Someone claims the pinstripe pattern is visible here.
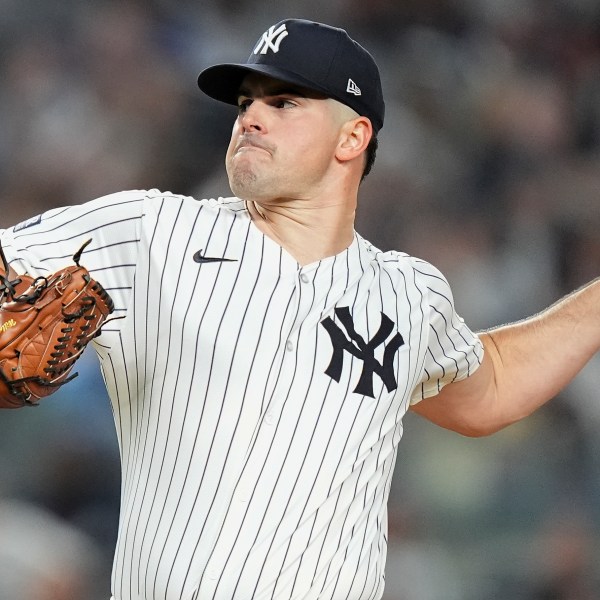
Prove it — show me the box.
[1,189,483,600]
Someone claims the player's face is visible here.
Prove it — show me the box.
[226,73,347,202]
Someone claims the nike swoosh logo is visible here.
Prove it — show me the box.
[193,250,237,264]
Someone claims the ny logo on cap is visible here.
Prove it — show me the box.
[254,24,289,55]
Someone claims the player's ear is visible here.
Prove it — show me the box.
[336,117,373,164]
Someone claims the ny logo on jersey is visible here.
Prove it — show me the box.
[321,307,404,398]
[254,24,289,55]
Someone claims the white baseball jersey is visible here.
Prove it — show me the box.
[0,189,483,600]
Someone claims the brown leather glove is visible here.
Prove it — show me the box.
[0,239,115,408]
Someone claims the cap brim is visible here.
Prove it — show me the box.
[197,63,339,107]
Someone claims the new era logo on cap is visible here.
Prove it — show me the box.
[346,79,361,96]
[197,19,385,132]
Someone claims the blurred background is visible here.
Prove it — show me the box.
[0,0,600,598]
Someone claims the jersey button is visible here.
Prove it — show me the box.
[285,340,294,351]
[264,412,276,425]
[300,273,309,283]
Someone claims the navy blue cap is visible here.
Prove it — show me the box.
[197,19,385,132]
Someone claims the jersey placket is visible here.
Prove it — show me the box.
[200,263,322,597]
[265,263,321,423]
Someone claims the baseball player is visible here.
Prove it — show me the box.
[1,18,599,600]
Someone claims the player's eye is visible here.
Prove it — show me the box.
[237,98,252,113]
[274,98,296,109]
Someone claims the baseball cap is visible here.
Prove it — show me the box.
[197,18,385,132]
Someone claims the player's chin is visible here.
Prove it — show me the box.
[228,167,262,199]
[229,151,271,175]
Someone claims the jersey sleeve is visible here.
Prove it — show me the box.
[409,259,484,405]
[0,189,150,320]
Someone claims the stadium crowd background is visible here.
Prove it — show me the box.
[1,0,600,598]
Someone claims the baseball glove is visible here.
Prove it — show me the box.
[0,239,115,408]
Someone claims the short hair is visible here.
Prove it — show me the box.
[361,134,378,182]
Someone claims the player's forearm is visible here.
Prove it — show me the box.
[482,277,600,427]
[412,277,600,436]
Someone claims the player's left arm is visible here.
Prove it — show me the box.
[411,277,600,437]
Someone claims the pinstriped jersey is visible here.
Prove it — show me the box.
[0,189,483,600]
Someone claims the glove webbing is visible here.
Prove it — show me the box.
[0,241,26,300]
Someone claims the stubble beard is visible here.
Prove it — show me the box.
[229,167,257,199]
[228,159,277,201]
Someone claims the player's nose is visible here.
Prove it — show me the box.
[239,101,267,133]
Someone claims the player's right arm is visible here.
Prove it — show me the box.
[0,189,150,315]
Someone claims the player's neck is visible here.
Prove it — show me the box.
[246,197,356,266]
